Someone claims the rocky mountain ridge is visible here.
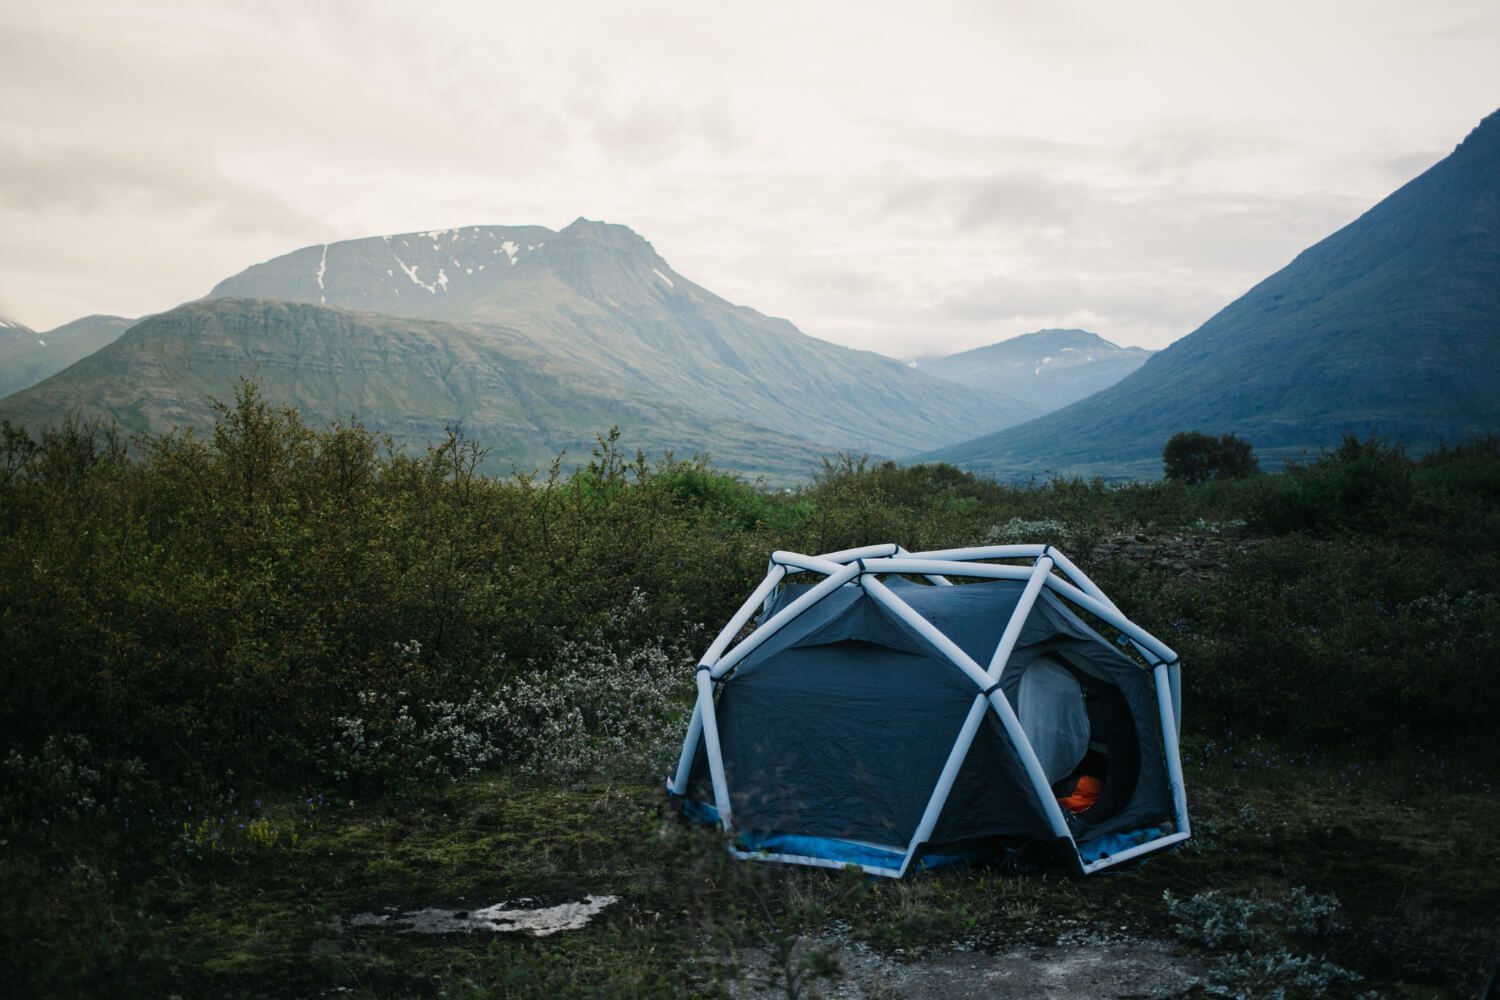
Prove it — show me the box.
[925,108,1500,479]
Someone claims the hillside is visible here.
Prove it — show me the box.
[0,314,135,400]
[916,329,1152,411]
[207,218,1038,458]
[0,298,835,479]
[926,108,1500,479]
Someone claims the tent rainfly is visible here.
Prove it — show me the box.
[669,543,1189,876]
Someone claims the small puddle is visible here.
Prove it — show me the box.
[336,894,619,937]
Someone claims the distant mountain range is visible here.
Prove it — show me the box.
[0,314,134,399]
[0,219,1038,480]
[927,108,1500,479]
[10,109,1495,483]
[916,329,1153,410]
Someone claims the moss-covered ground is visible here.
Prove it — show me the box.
[7,749,1496,997]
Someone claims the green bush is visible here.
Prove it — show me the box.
[1247,435,1461,536]
[1163,431,1260,485]
[3,385,1499,837]
[0,386,777,813]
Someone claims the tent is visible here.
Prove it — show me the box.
[668,543,1189,876]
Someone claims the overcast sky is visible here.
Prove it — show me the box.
[2,0,1497,357]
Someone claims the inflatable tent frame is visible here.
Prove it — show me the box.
[668,542,1189,876]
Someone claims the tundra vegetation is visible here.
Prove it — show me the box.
[2,381,1497,997]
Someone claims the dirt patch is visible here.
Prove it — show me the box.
[732,931,1206,998]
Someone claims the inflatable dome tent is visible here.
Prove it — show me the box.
[669,543,1189,876]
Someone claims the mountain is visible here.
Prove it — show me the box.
[0,315,36,342]
[0,315,135,400]
[0,299,833,478]
[207,219,1037,457]
[2,220,1037,479]
[925,108,1500,480]
[916,329,1153,411]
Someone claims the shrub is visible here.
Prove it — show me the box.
[1165,887,1360,998]
[1163,431,1260,485]
[315,594,699,791]
[1249,435,1414,535]
[3,379,1498,838]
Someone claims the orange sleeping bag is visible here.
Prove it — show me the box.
[1058,775,1102,814]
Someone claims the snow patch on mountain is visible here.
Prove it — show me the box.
[653,268,675,288]
[392,251,438,294]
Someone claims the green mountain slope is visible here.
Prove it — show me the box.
[917,329,1153,411]
[926,108,1500,480]
[209,218,1038,456]
[0,314,135,400]
[0,299,833,479]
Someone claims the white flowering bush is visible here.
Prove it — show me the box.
[983,517,1073,545]
[318,591,698,790]
[486,612,697,780]
[1166,885,1343,951]
[1205,949,1362,999]
[1,734,149,843]
[1166,887,1359,998]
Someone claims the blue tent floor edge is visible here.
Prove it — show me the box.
[677,795,1182,875]
[680,797,984,873]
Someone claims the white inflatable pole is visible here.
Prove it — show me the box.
[986,554,1055,678]
[908,544,1047,561]
[859,557,1034,583]
[1168,662,1182,735]
[898,554,1061,873]
[1153,662,1190,838]
[671,563,788,794]
[695,667,733,827]
[806,542,901,564]
[1080,830,1191,873]
[710,561,859,679]
[862,571,1074,846]
[899,694,989,875]
[895,545,954,586]
[859,576,988,687]
[1042,575,1179,665]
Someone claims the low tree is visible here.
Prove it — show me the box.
[1214,433,1260,480]
[1163,431,1259,484]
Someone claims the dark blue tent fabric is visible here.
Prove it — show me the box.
[688,575,1172,861]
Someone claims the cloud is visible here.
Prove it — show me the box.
[0,140,319,236]
[1119,118,1291,178]
[1,0,1496,348]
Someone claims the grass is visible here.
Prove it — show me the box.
[4,407,1500,996]
[7,750,1497,997]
